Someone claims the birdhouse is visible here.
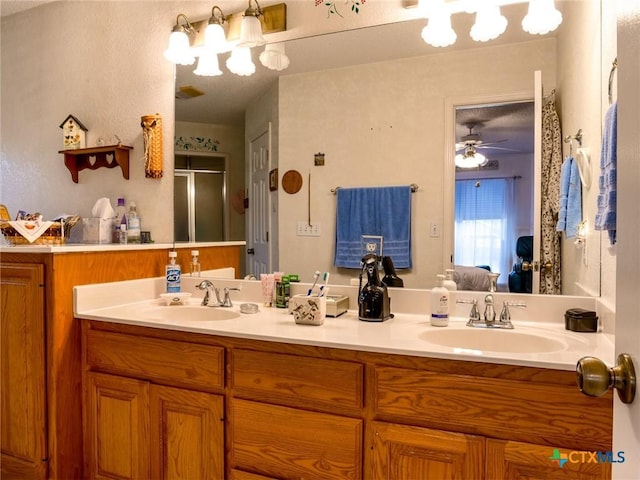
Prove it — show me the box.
[59,114,88,150]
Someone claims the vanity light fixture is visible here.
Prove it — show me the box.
[259,43,290,71]
[227,46,256,76]
[522,0,563,35]
[238,0,267,48]
[194,52,223,76]
[420,0,457,48]
[470,1,508,42]
[455,148,488,169]
[204,6,232,54]
[164,14,196,65]
[417,0,562,48]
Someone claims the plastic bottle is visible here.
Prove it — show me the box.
[126,202,141,243]
[112,197,127,243]
[166,251,181,293]
[430,274,449,327]
[189,250,201,277]
[118,223,128,245]
[443,269,457,291]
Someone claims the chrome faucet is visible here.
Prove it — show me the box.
[198,281,240,307]
[458,295,523,329]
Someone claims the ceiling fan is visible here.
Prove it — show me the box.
[455,123,508,152]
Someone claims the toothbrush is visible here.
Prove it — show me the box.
[317,272,330,297]
[307,270,321,296]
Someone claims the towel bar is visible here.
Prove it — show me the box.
[331,183,419,194]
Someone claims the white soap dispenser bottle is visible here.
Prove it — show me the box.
[430,274,449,327]
[443,269,457,291]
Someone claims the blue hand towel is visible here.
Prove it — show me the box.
[334,186,412,269]
[557,156,582,238]
[595,102,617,245]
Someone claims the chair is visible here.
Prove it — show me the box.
[508,236,533,293]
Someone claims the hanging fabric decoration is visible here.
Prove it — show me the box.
[141,114,163,178]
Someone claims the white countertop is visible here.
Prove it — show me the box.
[74,276,615,371]
[0,241,245,254]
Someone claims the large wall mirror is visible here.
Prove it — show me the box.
[174,1,608,297]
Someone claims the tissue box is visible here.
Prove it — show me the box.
[82,218,114,244]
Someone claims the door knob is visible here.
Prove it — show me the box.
[576,354,636,404]
[521,261,535,271]
[247,248,255,255]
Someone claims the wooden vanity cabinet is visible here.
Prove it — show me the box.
[0,245,240,480]
[80,320,612,480]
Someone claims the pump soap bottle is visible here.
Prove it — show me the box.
[430,274,450,327]
[443,269,457,291]
[166,251,181,293]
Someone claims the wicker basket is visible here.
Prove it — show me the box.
[1,216,80,245]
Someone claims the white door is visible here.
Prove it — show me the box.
[611,2,640,477]
[247,127,271,275]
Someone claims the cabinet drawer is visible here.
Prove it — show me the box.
[85,329,224,391]
[373,366,612,451]
[231,349,363,413]
[231,399,363,480]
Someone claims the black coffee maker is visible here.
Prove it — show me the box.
[358,254,393,322]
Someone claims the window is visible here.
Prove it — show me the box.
[454,178,516,282]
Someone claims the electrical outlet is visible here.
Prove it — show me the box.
[430,222,440,237]
[297,221,321,236]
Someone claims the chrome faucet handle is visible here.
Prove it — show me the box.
[456,298,480,324]
[499,301,526,325]
[483,294,496,323]
[221,287,241,307]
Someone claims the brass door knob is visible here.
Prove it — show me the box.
[576,354,636,404]
[521,261,533,271]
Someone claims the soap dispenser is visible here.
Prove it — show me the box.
[430,274,449,327]
[358,254,392,322]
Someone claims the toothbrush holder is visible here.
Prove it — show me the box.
[290,295,326,326]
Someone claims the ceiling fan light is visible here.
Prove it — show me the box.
[194,53,223,77]
[455,150,488,169]
[470,4,508,42]
[259,43,290,71]
[226,46,256,76]
[522,0,562,35]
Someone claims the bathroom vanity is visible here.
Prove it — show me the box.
[0,243,242,480]
[74,276,614,480]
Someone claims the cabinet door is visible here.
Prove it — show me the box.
[84,372,150,480]
[486,439,611,480]
[150,385,224,480]
[367,421,484,480]
[0,263,47,479]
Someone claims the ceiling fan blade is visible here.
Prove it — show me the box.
[476,145,522,152]
[476,139,508,147]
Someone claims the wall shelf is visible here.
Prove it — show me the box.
[59,145,132,183]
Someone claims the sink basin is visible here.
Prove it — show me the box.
[419,328,567,354]
[146,305,240,322]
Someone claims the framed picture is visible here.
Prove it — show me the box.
[269,168,278,191]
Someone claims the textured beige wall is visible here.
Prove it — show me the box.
[1,1,178,242]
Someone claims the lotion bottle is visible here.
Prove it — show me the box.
[166,251,181,293]
[430,274,449,327]
[443,269,457,291]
